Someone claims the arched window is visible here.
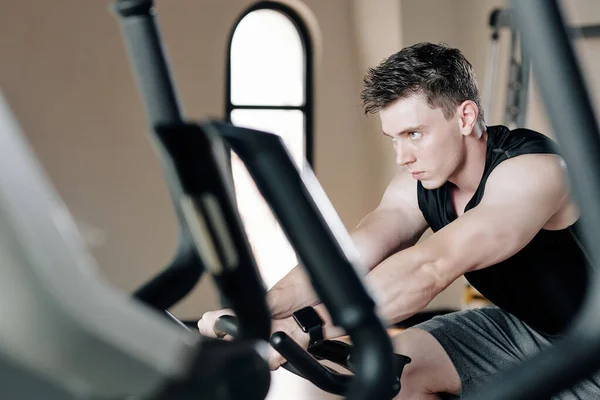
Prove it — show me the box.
[226,1,313,289]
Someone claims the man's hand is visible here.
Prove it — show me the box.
[197,310,310,371]
[267,316,310,370]
[197,309,235,339]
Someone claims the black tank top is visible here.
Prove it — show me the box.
[417,125,590,336]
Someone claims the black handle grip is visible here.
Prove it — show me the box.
[309,339,407,395]
[213,316,306,378]
[213,315,240,338]
[213,316,407,397]
[309,340,353,367]
[214,316,350,395]
[270,332,352,395]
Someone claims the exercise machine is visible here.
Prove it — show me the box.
[115,0,399,399]
[213,314,410,397]
[465,1,600,398]
[482,8,530,129]
[483,7,600,130]
[0,90,271,400]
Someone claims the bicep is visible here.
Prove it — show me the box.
[478,154,569,257]
[352,171,428,272]
[432,154,570,281]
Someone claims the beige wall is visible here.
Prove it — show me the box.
[350,0,403,191]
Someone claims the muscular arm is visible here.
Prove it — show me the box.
[267,170,428,322]
[352,171,429,271]
[367,154,573,325]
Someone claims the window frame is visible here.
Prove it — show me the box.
[225,0,314,166]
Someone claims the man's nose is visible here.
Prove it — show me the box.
[395,141,415,166]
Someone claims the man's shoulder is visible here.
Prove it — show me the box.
[474,126,567,212]
[381,170,420,210]
[488,124,549,136]
[491,125,556,145]
[487,125,560,162]
[484,153,568,205]
[509,126,555,142]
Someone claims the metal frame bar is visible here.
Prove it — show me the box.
[572,24,600,39]
[210,120,396,400]
[113,0,203,310]
[465,1,600,397]
[483,8,530,128]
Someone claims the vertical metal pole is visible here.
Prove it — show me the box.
[113,0,183,125]
[465,1,600,398]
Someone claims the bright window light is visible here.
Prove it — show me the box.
[230,9,304,106]
[229,9,307,289]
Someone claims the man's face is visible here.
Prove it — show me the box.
[379,94,464,189]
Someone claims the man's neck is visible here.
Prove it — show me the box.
[449,129,488,193]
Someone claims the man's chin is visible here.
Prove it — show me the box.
[420,179,443,190]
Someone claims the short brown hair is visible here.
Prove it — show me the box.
[361,42,485,130]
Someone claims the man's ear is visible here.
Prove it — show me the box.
[457,100,479,136]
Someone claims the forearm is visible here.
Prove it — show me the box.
[267,265,320,319]
[352,209,425,273]
[285,246,444,341]
[311,248,443,341]
[365,244,448,325]
[268,278,345,340]
[266,210,426,324]
[297,246,443,341]
[266,223,390,319]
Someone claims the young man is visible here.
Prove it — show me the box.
[199,42,597,398]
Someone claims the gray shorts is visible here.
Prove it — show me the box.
[413,306,600,399]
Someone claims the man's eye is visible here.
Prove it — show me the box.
[409,132,422,140]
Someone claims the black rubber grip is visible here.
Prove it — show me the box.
[214,315,240,338]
